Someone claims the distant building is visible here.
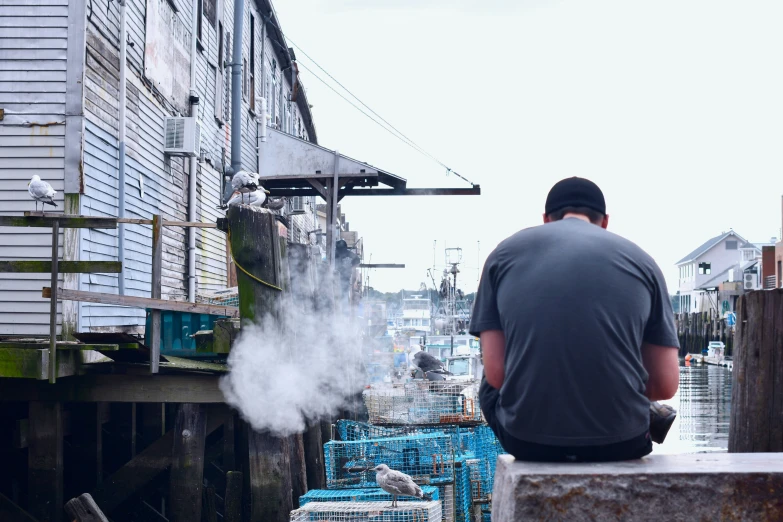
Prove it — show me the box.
[675,231,775,314]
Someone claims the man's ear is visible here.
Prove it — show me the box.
[600,214,609,229]
[543,213,551,224]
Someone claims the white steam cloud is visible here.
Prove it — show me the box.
[219,306,368,437]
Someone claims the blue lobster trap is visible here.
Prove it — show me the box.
[299,486,439,506]
[336,420,478,457]
[324,433,455,490]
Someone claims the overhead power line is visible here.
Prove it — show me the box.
[261,13,475,187]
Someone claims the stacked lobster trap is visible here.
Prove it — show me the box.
[289,378,505,522]
[362,380,483,426]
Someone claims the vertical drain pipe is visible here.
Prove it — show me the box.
[117,0,128,294]
[229,0,245,182]
[187,0,199,302]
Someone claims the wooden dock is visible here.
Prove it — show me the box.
[0,208,329,522]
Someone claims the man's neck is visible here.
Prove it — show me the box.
[562,213,591,223]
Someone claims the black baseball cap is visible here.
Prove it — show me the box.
[545,177,606,216]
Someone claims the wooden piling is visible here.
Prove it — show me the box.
[168,404,208,521]
[224,471,243,522]
[228,206,295,521]
[28,401,63,522]
[64,493,108,522]
[289,433,307,508]
[303,423,326,490]
[729,290,783,452]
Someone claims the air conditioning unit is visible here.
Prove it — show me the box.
[163,116,201,157]
[744,273,754,290]
[289,196,306,215]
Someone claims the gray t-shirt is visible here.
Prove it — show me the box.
[470,218,679,446]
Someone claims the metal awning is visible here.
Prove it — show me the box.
[256,126,480,263]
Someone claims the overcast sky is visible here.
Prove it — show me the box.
[274,0,783,295]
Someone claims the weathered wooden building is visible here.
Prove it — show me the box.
[0,0,319,336]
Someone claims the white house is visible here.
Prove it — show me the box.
[675,230,768,314]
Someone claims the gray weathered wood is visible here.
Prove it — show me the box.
[49,220,59,383]
[0,373,225,403]
[91,406,227,513]
[0,341,118,351]
[169,404,208,521]
[150,214,162,374]
[224,471,243,522]
[0,261,122,273]
[245,429,292,522]
[303,423,326,490]
[0,214,117,229]
[0,492,37,522]
[202,486,217,522]
[42,287,239,317]
[289,433,307,509]
[28,401,63,522]
[64,493,109,522]
[730,290,783,452]
[118,218,218,228]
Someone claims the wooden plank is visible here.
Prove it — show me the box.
[224,471,243,522]
[290,433,307,509]
[118,217,218,228]
[357,263,405,268]
[28,401,63,522]
[0,214,118,228]
[49,220,58,383]
[64,493,109,522]
[150,214,162,374]
[303,423,326,490]
[0,347,80,380]
[202,486,218,522]
[0,492,37,522]
[42,287,239,317]
[0,260,122,273]
[0,342,119,351]
[245,429,292,522]
[0,372,226,403]
[169,404,208,521]
[90,405,227,514]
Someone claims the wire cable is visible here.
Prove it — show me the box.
[261,13,475,186]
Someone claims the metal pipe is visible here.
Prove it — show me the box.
[117,0,127,295]
[230,0,245,177]
[187,0,199,303]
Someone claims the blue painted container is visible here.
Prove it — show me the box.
[144,310,227,358]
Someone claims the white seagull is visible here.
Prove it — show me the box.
[28,175,57,212]
[226,189,267,207]
[373,464,432,508]
[231,171,260,203]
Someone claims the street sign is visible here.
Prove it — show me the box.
[726,312,736,327]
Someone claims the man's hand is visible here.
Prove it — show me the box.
[480,330,506,389]
[642,342,680,400]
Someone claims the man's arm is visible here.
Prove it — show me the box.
[642,342,679,400]
[481,330,506,389]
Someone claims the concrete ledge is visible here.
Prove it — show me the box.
[492,453,783,521]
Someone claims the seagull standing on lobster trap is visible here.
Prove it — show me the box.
[373,464,432,508]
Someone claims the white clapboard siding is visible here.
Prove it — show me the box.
[0,2,67,335]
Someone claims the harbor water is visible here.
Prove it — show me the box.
[655,361,732,454]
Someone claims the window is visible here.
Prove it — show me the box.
[214,22,225,123]
[698,262,711,275]
[242,58,248,100]
[196,0,204,44]
[249,14,255,111]
[726,240,738,250]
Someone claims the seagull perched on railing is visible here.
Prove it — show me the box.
[28,175,57,212]
[373,464,432,508]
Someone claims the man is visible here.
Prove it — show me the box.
[470,177,679,462]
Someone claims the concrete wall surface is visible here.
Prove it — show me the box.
[492,453,783,522]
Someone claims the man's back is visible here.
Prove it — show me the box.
[471,217,675,446]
